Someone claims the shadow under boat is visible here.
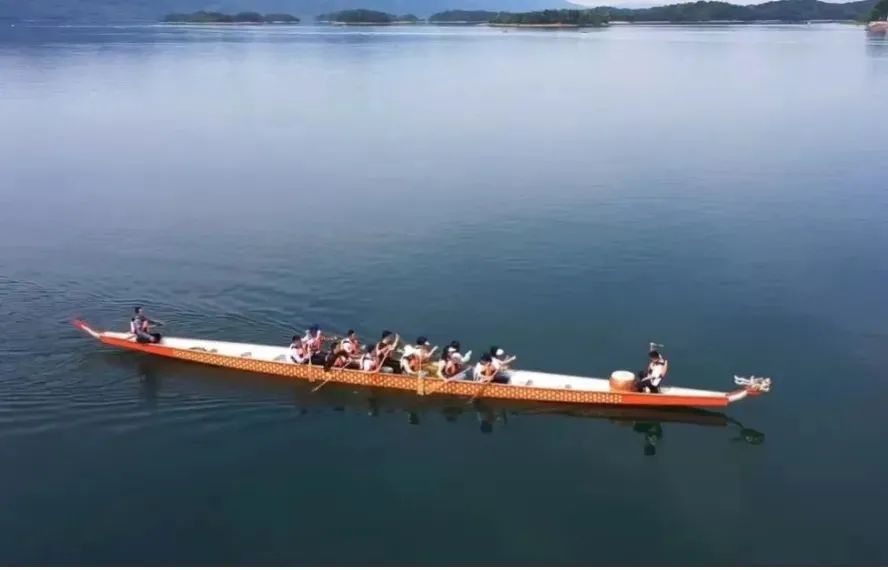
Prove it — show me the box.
[116,356,765,452]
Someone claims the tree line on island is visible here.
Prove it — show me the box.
[163,11,299,24]
[162,0,881,27]
[431,0,878,24]
[316,9,419,23]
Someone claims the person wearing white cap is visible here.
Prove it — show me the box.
[488,345,516,372]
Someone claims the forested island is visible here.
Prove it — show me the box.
[316,9,419,24]
[488,9,607,26]
[430,0,878,24]
[162,11,299,24]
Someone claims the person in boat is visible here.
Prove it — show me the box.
[472,353,498,382]
[130,306,162,344]
[323,330,366,371]
[288,337,310,364]
[489,346,516,376]
[340,330,362,359]
[374,330,400,372]
[401,336,437,375]
[437,351,465,379]
[637,350,669,394]
[359,345,377,371]
[443,340,472,365]
[302,324,327,364]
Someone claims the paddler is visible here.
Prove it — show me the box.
[489,346,516,372]
[436,351,464,379]
[288,337,310,364]
[401,336,437,375]
[359,345,377,371]
[637,350,669,394]
[443,340,472,365]
[302,324,326,364]
[340,329,362,358]
[472,353,497,382]
[130,306,162,344]
[374,330,401,372]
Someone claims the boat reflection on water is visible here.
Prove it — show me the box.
[126,358,765,455]
[515,403,765,455]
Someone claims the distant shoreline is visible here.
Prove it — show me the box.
[162,21,299,25]
[318,20,418,25]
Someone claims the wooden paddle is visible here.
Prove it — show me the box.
[423,365,469,397]
[310,374,333,393]
[468,357,516,404]
[468,373,497,404]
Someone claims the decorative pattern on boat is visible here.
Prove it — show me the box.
[92,331,733,407]
[169,347,626,404]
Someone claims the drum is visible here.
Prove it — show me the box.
[609,370,637,392]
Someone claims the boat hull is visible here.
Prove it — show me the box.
[75,321,755,408]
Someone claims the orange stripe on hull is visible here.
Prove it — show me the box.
[96,335,730,408]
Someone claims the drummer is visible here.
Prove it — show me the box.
[637,350,669,393]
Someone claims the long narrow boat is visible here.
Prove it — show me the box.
[74,320,771,409]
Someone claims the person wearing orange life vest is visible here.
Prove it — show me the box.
[340,330,362,358]
[472,353,498,382]
[436,351,464,379]
[401,336,437,375]
[130,306,162,344]
[288,337,310,364]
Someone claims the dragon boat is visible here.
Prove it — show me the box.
[74,320,771,408]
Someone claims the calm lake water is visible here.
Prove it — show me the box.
[1,22,887,564]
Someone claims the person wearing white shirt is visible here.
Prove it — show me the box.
[637,350,669,393]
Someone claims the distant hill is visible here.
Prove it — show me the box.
[0,0,574,22]
[430,0,878,23]
[871,0,888,19]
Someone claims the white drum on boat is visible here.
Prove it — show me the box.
[609,370,637,392]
